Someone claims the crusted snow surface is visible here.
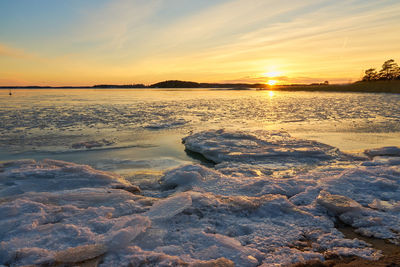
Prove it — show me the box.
[149,165,383,266]
[1,137,400,266]
[0,159,135,197]
[364,146,400,158]
[0,160,150,266]
[317,164,400,243]
[182,129,352,166]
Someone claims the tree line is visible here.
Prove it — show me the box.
[362,59,400,81]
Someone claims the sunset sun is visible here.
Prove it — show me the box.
[263,69,282,86]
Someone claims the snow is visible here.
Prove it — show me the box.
[182,129,353,167]
[365,146,400,158]
[0,160,150,266]
[316,191,362,215]
[1,132,400,266]
[145,192,192,220]
[0,159,133,197]
[54,244,107,263]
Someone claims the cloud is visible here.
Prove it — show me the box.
[1,0,400,85]
[0,43,35,59]
[74,0,163,49]
[221,75,334,84]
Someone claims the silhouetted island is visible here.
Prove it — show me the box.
[148,80,264,89]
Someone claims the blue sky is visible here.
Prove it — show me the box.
[1,0,400,85]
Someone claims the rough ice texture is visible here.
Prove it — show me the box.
[0,159,136,197]
[0,160,149,266]
[364,146,400,158]
[2,91,400,153]
[182,129,352,166]
[1,133,400,266]
[71,139,115,149]
[143,118,189,130]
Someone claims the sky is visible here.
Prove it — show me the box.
[1,0,400,86]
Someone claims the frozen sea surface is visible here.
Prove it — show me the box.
[1,89,400,173]
[1,130,400,266]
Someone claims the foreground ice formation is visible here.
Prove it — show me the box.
[182,129,354,168]
[364,146,400,159]
[1,130,400,266]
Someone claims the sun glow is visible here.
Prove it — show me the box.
[264,68,282,86]
[263,71,281,78]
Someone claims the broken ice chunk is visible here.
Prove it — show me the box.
[102,216,151,250]
[55,244,107,264]
[364,146,400,158]
[146,192,192,220]
[368,199,400,212]
[317,191,362,215]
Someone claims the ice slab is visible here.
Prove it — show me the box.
[0,159,135,198]
[54,244,107,264]
[365,146,400,158]
[182,129,353,169]
[320,165,400,207]
[159,163,317,198]
[145,192,192,220]
[314,164,400,244]
[317,191,362,215]
[361,156,400,166]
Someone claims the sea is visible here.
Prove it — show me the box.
[1,89,400,173]
[0,88,399,266]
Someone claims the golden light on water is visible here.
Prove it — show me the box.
[268,91,275,97]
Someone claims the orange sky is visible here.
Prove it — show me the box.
[1,0,400,86]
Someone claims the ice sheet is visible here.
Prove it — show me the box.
[182,129,353,166]
[1,131,400,266]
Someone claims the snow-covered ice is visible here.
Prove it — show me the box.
[182,129,353,166]
[364,146,400,158]
[1,130,400,266]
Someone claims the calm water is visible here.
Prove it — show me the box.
[1,88,400,174]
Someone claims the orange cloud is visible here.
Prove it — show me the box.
[0,44,34,59]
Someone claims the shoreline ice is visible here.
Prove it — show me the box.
[1,130,399,266]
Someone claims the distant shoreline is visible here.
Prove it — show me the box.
[274,80,400,94]
[1,80,399,93]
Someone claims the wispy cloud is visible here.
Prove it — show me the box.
[76,0,163,48]
[136,0,400,83]
[0,43,35,60]
[1,0,400,85]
